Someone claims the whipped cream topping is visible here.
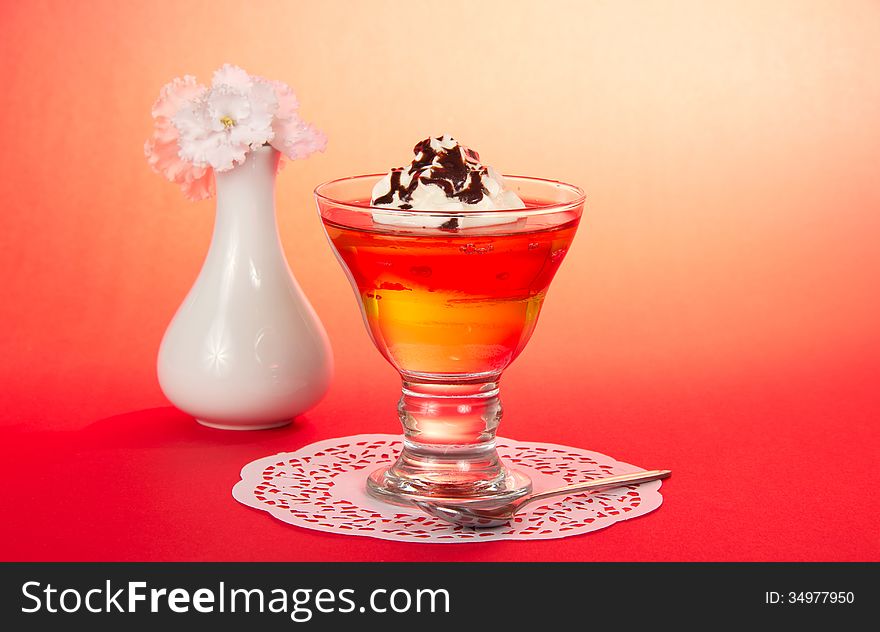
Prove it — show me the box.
[370,135,524,229]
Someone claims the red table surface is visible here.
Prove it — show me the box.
[0,328,877,561]
[1,1,879,562]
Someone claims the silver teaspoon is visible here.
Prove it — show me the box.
[413,469,671,528]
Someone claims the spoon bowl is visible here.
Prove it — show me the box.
[413,469,671,528]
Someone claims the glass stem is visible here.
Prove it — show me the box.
[399,381,501,446]
[386,381,508,492]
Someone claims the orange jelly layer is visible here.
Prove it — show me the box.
[324,210,579,377]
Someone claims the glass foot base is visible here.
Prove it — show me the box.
[366,465,532,508]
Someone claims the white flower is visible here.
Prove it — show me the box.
[173,64,279,172]
[149,64,327,192]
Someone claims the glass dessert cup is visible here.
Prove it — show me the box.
[315,175,585,507]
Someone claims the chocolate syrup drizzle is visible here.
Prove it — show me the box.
[372,136,492,209]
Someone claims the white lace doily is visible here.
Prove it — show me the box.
[232,434,665,543]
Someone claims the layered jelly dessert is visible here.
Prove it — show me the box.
[321,135,580,379]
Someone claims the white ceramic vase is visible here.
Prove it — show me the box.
[157,146,332,430]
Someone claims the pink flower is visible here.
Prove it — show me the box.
[144,76,214,201]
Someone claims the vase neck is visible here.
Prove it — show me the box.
[214,145,279,204]
[211,146,282,250]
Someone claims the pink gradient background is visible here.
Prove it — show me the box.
[0,1,877,560]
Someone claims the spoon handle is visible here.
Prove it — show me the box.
[518,469,671,510]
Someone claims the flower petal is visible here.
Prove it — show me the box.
[271,114,327,161]
[264,78,300,119]
[212,63,252,91]
[145,75,212,193]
